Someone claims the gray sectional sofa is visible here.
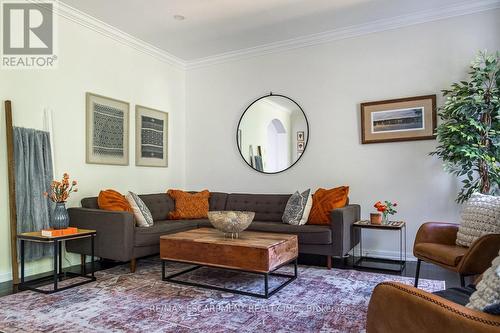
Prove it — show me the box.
[67,192,360,272]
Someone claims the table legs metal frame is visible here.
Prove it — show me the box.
[19,235,96,294]
[162,258,298,299]
[353,225,407,273]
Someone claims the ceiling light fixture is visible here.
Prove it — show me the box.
[173,14,185,21]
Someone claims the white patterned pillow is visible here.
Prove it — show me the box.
[125,191,154,227]
[456,193,500,247]
[467,251,500,313]
[282,189,313,225]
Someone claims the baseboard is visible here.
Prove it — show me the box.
[349,247,417,261]
[0,262,54,283]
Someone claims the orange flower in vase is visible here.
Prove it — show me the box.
[44,173,78,229]
[373,201,397,225]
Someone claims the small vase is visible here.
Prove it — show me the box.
[382,213,390,225]
[51,202,69,230]
[370,213,382,225]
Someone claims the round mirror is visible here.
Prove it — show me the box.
[237,94,309,174]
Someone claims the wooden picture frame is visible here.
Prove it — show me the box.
[86,93,129,165]
[361,95,436,144]
[135,105,168,167]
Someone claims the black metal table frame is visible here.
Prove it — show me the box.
[353,223,406,273]
[18,233,96,294]
[162,258,298,299]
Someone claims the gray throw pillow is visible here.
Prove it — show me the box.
[282,189,312,225]
[125,191,154,227]
[456,193,500,247]
[467,251,500,313]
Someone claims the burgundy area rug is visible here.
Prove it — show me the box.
[0,257,444,333]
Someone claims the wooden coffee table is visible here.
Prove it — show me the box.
[160,228,298,298]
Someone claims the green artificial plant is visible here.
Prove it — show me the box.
[431,51,499,203]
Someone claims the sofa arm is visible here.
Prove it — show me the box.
[367,282,500,333]
[329,204,360,257]
[414,222,459,247]
[66,208,135,262]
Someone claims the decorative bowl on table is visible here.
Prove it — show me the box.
[207,211,255,239]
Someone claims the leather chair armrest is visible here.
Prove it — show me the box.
[414,222,459,247]
[329,204,360,257]
[367,282,500,333]
[459,233,500,275]
[66,208,135,262]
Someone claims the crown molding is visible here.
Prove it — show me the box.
[29,0,186,69]
[26,0,499,71]
[185,0,500,70]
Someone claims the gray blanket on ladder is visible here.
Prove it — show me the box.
[14,127,54,261]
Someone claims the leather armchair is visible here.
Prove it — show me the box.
[367,282,500,333]
[413,222,500,287]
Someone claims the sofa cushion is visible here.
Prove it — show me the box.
[467,250,500,313]
[282,189,312,225]
[167,190,210,219]
[209,192,228,211]
[134,220,199,246]
[308,186,349,225]
[98,189,133,212]
[456,193,500,247]
[139,194,175,222]
[414,243,468,267]
[225,193,291,222]
[126,191,154,227]
[247,221,332,245]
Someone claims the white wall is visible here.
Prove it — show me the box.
[0,17,186,281]
[185,10,500,259]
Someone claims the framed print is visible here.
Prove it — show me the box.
[297,141,305,151]
[297,131,305,142]
[361,95,436,144]
[86,92,129,165]
[135,105,168,167]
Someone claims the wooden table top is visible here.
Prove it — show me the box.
[353,220,405,230]
[160,228,297,249]
[17,229,96,242]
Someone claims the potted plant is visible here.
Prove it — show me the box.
[44,173,78,229]
[431,51,499,203]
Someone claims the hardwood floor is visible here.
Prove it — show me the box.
[0,254,464,298]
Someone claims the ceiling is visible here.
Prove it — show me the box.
[60,0,489,61]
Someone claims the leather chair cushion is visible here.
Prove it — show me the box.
[414,242,468,267]
[247,221,332,245]
[134,220,199,246]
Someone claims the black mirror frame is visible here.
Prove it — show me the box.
[236,93,310,174]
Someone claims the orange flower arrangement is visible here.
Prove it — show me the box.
[44,173,78,203]
[374,200,397,221]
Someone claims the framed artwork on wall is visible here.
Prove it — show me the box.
[86,92,129,165]
[135,105,168,167]
[360,95,437,144]
[297,131,304,141]
[297,141,305,151]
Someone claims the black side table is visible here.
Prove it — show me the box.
[17,229,97,294]
[352,220,406,272]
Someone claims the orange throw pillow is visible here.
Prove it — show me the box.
[307,186,349,225]
[167,189,210,219]
[97,189,132,212]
